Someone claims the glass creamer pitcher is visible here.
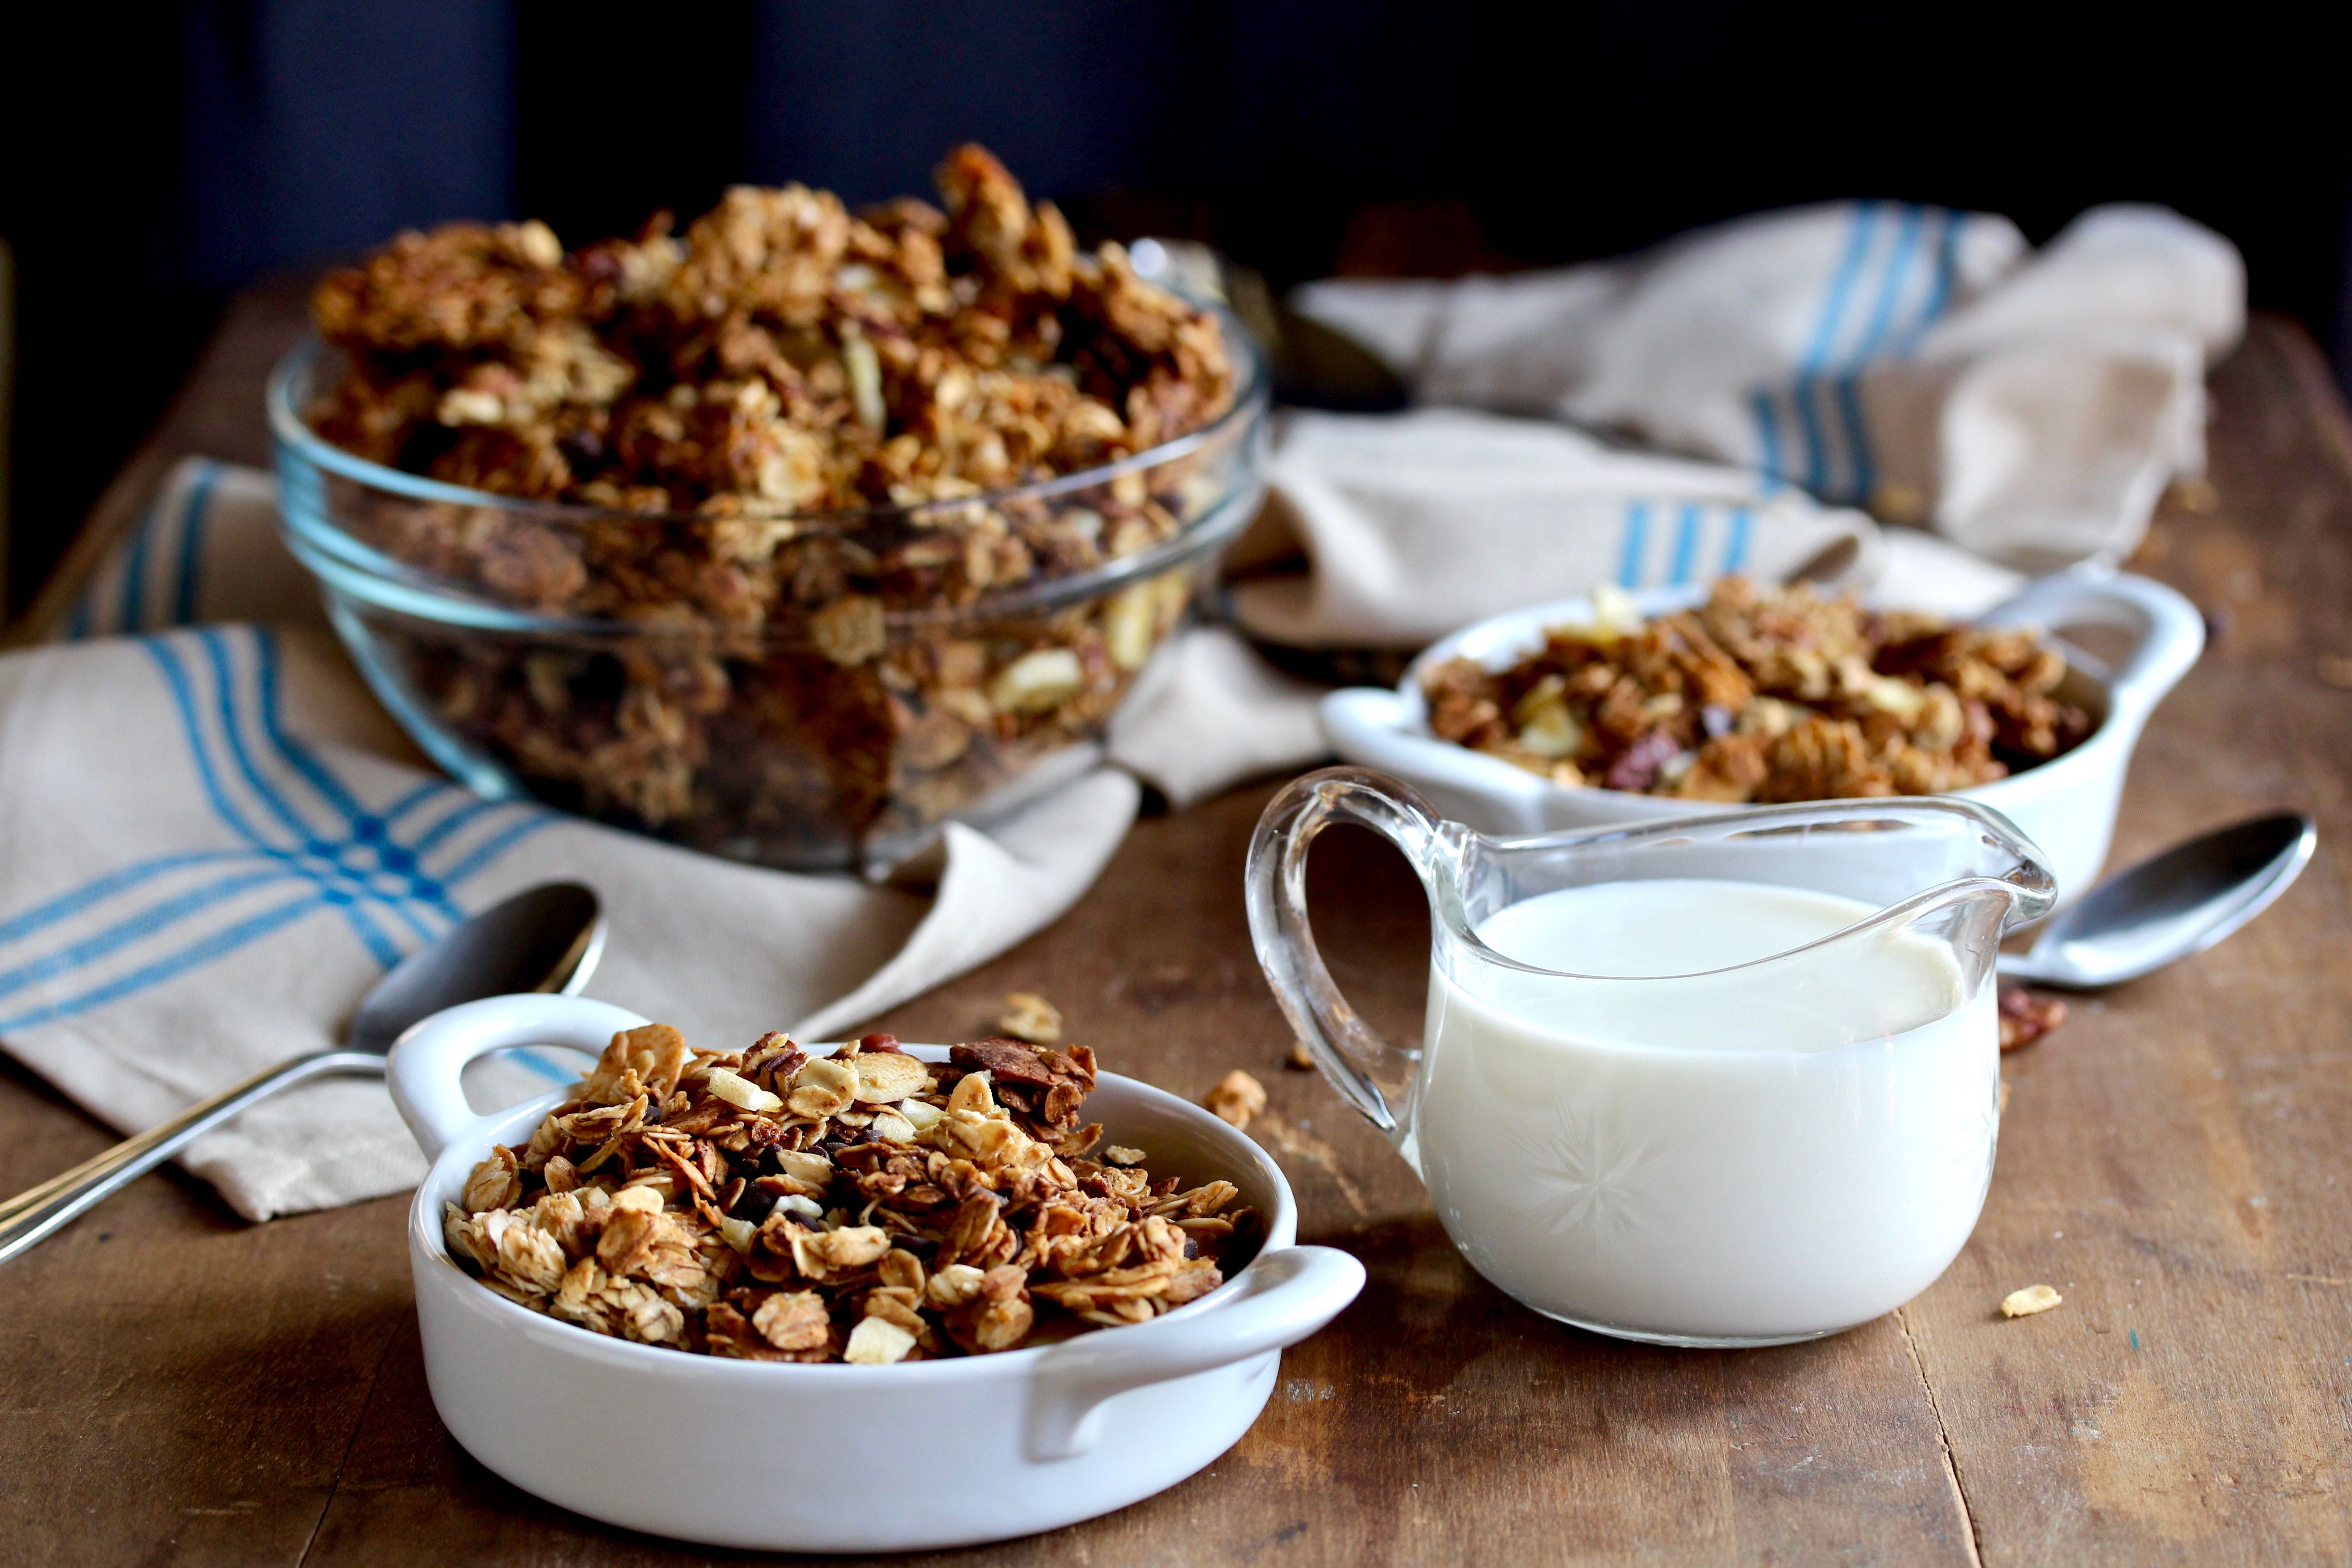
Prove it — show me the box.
[1246,767,2057,1347]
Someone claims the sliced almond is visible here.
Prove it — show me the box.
[705,1066,783,1113]
[844,1315,917,1365]
[853,1050,932,1104]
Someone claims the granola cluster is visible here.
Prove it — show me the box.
[442,1025,1256,1363]
[1998,988,2069,1051]
[303,145,1254,866]
[311,144,1234,522]
[1423,578,2093,801]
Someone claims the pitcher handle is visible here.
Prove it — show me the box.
[1245,767,1448,1138]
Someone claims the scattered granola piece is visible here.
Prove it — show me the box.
[996,991,1064,1044]
[1999,989,2069,1052]
[1284,1039,1315,1072]
[1205,1069,1268,1130]
[440,1024,1258,1362]
[2001,1284,2063,1318]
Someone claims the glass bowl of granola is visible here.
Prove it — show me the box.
[270,147,1268,872]
[1319,572,2205,899]
[386,995,1364,1552]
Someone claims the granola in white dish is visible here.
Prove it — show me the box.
[1423,577,2093,802]
[442,1026,1256,1362]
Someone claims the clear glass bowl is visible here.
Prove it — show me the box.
[269,303,1268,873]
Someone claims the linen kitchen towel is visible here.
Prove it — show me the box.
[1230,407,1886,649]
[1292,201,2243,575]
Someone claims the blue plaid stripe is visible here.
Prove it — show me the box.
[170,463,219,625]
[0,627,559,1034]
[1792,202,1882,498]
[1616,502,1651,588]
[64,461,221,640]
[1751,203,1967,501]
[1612,501,1775,589]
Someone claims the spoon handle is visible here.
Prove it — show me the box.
[0,1050,386,1267]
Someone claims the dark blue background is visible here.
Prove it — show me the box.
[4,0,2346,614]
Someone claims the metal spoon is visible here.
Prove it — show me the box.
[1999,813,2316,988]
[0,881,605,1265]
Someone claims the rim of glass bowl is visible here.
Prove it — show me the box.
[268,297,1270,638]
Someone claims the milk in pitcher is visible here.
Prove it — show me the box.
[1415,878,1998,1344]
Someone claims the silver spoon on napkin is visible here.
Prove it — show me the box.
[0,881,605,1265]
[1998,813,2315,988]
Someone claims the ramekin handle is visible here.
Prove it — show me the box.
[1024,1244,1366,1461]
[1975,568,2204,720]
[387,994,650,1161]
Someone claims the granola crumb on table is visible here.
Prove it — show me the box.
[1204,1069,1268,1130]
[1998,988,2069,1052]
[995,990,1063,1044]
[1423,578,2094,803]
[2000,1283,2063,1318]
[443,1026,1255,1362]
[306,144,1244,866]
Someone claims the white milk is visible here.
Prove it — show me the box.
[1414,878,1997,1343]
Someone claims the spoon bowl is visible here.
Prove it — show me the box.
[1999,813,2316,988]
[350,882,604,1053]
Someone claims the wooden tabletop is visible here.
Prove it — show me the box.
[5,303,2350,1567]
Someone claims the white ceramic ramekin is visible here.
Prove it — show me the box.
[1319,569,2203,901]
[386,995,1364,1553]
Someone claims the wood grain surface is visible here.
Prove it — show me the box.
[3,308,2349,1566]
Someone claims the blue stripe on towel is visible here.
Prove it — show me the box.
[0,892,328,1034]
[118,498,157,633]
[1832,202,1928,503]
[1669,504,1702,585]
[1795,203,1881,495]
[171,462,220,627]
[1750,390,1787,491]
[0,849,273,947]
[151,636,406,965]
[0,869,300,1006]
[406,796,506,862]
[0,625,569,1034]
[1896,208,1968,357]
[435,811,560,889]
[1725,508,1754,573]
[1617,502,1651,587]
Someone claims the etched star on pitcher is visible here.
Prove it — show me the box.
[1512,1099,1671,1254]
